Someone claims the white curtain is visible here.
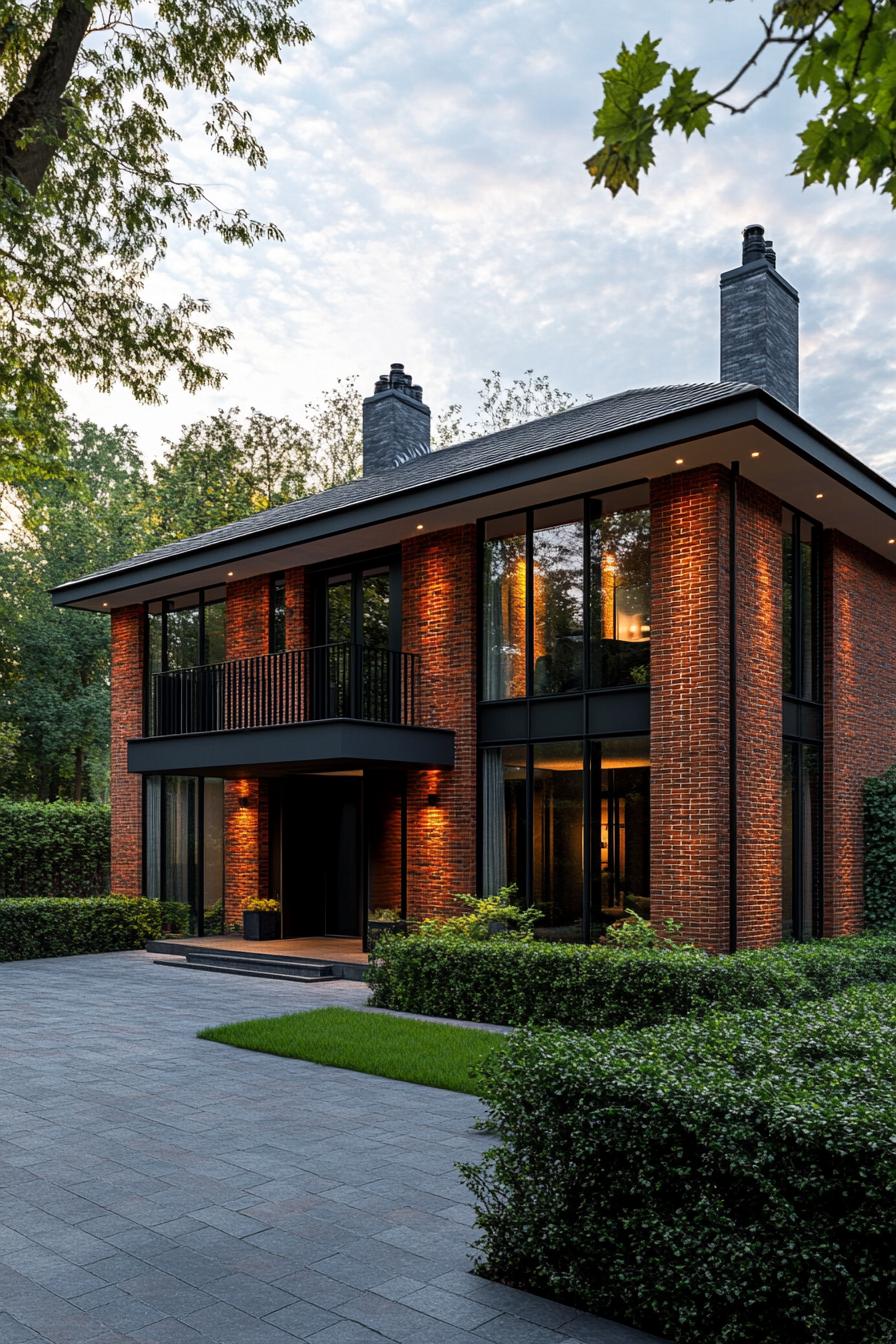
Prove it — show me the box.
[481,748,507,896]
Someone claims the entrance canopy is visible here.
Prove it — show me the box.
[128,718,454,777]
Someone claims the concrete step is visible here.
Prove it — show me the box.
[187,951,336,978]
[152,954,341,984]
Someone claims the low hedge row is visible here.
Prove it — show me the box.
[367,930,896,1028]
[463,985,896,1343]
[0,800,110,899]
[0,898,161,962]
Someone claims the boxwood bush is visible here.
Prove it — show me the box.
[463,985,896,1343]
[865,765,896,928]
[0,800,110,899]
[0,897,161,962]
[367,930,896,1028]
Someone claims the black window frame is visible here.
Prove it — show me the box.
[143,585,227,735]
[310,549,402,651]
[476,731,650,943]
[478,480,651,705]
[269,572,286,654]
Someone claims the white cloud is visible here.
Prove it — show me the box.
[61,0,896,477]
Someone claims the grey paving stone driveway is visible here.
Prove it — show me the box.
[0,951,665,1344]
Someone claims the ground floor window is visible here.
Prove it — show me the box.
[782,742,820,939]
[144,775,225,933]
[481,735,649,942]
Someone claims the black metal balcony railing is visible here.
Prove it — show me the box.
[150,643,419,738]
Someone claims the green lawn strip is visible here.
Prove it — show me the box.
[197,1006,506,1094]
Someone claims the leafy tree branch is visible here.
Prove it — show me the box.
[585,1,896,206]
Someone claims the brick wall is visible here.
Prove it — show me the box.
[650,467,731,951]
[402,526,478,920]
[284,566,313,651]
[823,532,896,935]
[734,479,783,947]
[110,606,144,897]
[224,576,271,921]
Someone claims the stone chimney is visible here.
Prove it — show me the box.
[720,224,799,412]
[362,363,431,475]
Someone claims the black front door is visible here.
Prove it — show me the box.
[277,777,362,937]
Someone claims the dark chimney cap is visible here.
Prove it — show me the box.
[742,224,767,264]
[372,363,423,401]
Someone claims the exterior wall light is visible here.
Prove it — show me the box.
[427,793,440,807]
[239,795,251,809]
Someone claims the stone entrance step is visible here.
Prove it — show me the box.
[153,950,341,983]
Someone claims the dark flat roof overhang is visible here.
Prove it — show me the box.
[54,389,896,610]
[127,720,455,777]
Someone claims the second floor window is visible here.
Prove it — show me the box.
[782,508,820,700]
[270,573,286,654]
[481,486,650,701]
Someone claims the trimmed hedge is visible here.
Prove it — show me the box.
[367,931,896,1028]
[0,898,161,962]
[865,765,896,928]
[463,985,896,1343]
[0,800,110,899]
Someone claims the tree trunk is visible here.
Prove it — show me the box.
[0,0,93,195]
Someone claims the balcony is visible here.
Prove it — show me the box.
[129,643,454,776]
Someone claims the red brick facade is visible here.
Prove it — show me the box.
[402,526,478,920]
[650,467,731,951]
[223,576,271,922]
[110,606,144,897]
[823,532,896,935]
[110,476,896,949]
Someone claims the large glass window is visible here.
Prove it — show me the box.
[782,742,820,940]
[589,500,651,687]
[532,741,584,940]
[270,573,286,655]
[592,736,651,930]
[145,774,225,933]
[146,588,228,733]
[782,509,820,700]
[532,506,584,695]
[481,488,650,701]
[482,515,527,700]
[481,745,528,897]
[481,736,649,942]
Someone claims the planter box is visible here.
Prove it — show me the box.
[243,910,279,941]
[366,918,408,951]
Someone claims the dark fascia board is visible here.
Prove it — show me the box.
[52,386,896,607]
[127,719,455,776]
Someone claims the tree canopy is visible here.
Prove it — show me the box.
[586,1,896,206]
[0,0,313,487]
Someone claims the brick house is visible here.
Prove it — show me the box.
[53,226,896,952]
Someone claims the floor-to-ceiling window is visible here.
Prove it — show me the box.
[144,588,227,930]
[144,775,225,933]
[782,507,822,938]
[479,484,650,940]
[480,735,650,942]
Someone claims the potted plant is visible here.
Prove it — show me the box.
[242,898,280,941]
[366,906,407,950]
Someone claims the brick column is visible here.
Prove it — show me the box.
[110,606,144,897]
[224,576,271,921]
[823,532,896,935]
[284,566,313,650]
[734,479,783,948]
[402,526,478,921]
[650,468,731,951]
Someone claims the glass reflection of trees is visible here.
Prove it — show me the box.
[590,506,650,687]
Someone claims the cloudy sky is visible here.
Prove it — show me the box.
[63,0,896,476]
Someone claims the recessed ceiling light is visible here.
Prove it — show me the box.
[675,457,684,466]
[226,570,234,576]
[889,539,895,546]
[751,451,760,458]
[416,524,424,531]
[816,492,824,500]
[101,602,108,608]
